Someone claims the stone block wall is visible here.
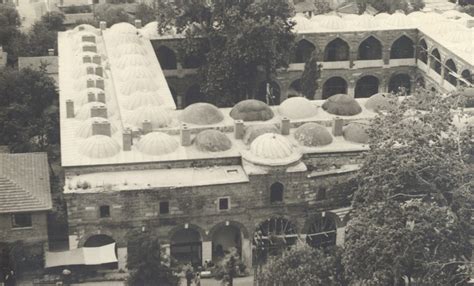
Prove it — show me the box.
[0,212,49,244]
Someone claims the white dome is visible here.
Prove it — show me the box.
[119,66,154,81]
[114,43,147,58]
[244,133,301,166]
[120,79,159,95]
[71,63,99,78]
[319,15,346,30]
[76,102,114,120]
[293,14,313,32]
[352,14,377,29]
[384,13,414,28]
[75,117,118,138]
[73,24,99,35]
[108,33,140,44]
[122,91,163,110]
[136,132,179,156]
[279,97,317,119]
[116,54,148,69]
[73,75,103,92]
[374,13,390,20]
[74,87,103,101]
[414,13,445,24]
[74,32,96,44]
[79,135,120,158]
[124,105,171,128]
[110,22,137,34]
[141,21,159,38]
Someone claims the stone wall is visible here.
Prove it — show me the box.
[0,211,49,245]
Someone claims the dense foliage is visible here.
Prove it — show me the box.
[300,53,321,99]
[213,248,246,286]
[356,0,424,13]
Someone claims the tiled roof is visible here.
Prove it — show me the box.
[18,56,58,75]
[0,153,52,213]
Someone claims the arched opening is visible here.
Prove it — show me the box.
[256,80,281,105]
[430,49,442,74]
[270,182,284,203]
[170,228,202,267]
[418,39,428,64]
[182,54,205,69]
[294,39,315,63]
[358,36,382,60]
[253,217,297,262]
[388,73,411,95]
[288,79,302,97]
[416,76,425,89]
[461,69,472,85]
[185,84,206,106]
[212,225,242,263]
[322,77,348,99]
[155,46,177,70]
[444,59,458,86]
[84,234,118,269]
[355,75,379,98]
[305,213,337,248]
[390,35,414,59]
[323,38,350,61]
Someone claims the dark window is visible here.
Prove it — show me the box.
[11,213,32,228]
[358,36,382,60]
[218,198,229,210]
[99,205,110,218]
[160,201,169,214]
[270,182,284,203]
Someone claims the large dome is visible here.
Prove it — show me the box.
[120,79,159,95]
[136,132,179,156]
[365,93,392,112]
[116,54,148,69]
[322,94,362,116]
[121,91,163,110]
[293,14,313,32]
[71,63,99,79]
[73,24,99,35]
[279,97,317,119]
[78,135,120,158]
[75,102,112,120]
[319,15,346,30]
[73,75,103,91]
[243,124,280,145]
[352,14,377,29]
[75,117,118,138]
[179,103,224,125]
[230,100,274,122]
[244,133,301,166]
[384,13,414,28]
[110,22,137,35]
[125,105,172,128]
[119,66,154,81]
[343,122,369,144]
[114,43,147,58]
[194,129,232,152]
[75,90,110,106]
[294,123,332,147]
[141,21,159,38]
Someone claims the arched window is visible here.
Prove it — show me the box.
[461,69,472,85]
[358,36,382,60]
[270,182,284,203]
[322,77,348,99]
[388,73,411,95]
[156,46,177,70]
[444,59,458,86]
[390,35,414,59]
[418,39,428,64]
[294,39,315,63]
[430,49,442,74]
[305,213,337,248]
[257,81,281,105]
[355,75,379,98]
[323,38,350,62]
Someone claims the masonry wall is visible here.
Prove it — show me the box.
[0,212,49,244]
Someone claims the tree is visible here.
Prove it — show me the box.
[126,232,179,286]
[213,248,246,286]
[135,3,156,25]
[356,0,413,13]
[300,52,321,99]
[0,4,21,47]
[40,11,66,31]
[94,4,130,27]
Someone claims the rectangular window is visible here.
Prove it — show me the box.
[11,213,32,228]
[99,205,110,218]
[159,201,169,214]
[218,197,230,211]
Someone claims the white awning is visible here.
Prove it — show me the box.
[45,243,117,268]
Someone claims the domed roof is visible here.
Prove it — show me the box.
[194,129,232,152]
[74,42,97,53]
[78,135,120,158]
[319,15,346,30]
[352,14,377,29]
[443,29,472,43]
[293,14,313,32]
[73,24,99,35]
[108,33,140,44]
[125,105,172,128]
[425,22,456,35]
[414,12,444,24]
[243,124,280,145]
[343,123,369,144]
[179,103,224,125]
[75,117,118,138]
[374,12,390,20]
[76,102,113,120]
[75,90,110,106]
[384,13,414,28]
[230,99,274,122]
[121,91,163,110]
[116,54,148,69]
[322,94,362,116]
[71,62,99,79]
[73,74,103,92]
[120,79,158,95]
[110,22,137,34]
[294,123,332,147]
[73,32,96,44]
[244,133,301,166]
[141,21,159,38]
[114,43,147,58]
[119,66,154,81]
[279,97,317,119]
[365,93,393,111]
[136,132,179,156]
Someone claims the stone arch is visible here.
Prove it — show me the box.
[461,69,472,85]
[185,84,206,106]
[256,80,281,105]
[390,35,415,59]
[80,229,116,247]
[209,221,249,263]
[168,223,207,242]
[169,224,205,267]
[358,35,383,60]
[294,39,316,63]
[355,75,380,98]
[156,45,177,70]
[388,73,412,95]
[209,221,250,239]
[270,182,284,203]
[418,39,428,64]
[444,59,458,86]
[304,212,338,249]
[323,38,350,61]
[430,48,442,74]
[322,76,348,99]
[253,217,298,260]
[83,234,118,269]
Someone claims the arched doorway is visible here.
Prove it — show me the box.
[294,39,315,63]
[355,75,379,98]
[288,79,302,98]
[253,217,297,262]
[257,80,281,105]
[84,234,118,269]
[322,77,348,99]
[389,73,411,95]
[211,224,242,262]
[170,228,202,267]
[430,49,442,74]
[418,39,428,64]
[155,46,177,70]
[324,38,350,61]
[444,59,458,86]
[461,69,472,86]
[185,84,206,106]
[358,36,382,60]
[305,213,337,248]
[390,35,414,59]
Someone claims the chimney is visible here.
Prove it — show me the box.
[281,117,290,135]
[96,79,104,90]
[142,120,152,134]
[123,129,132,151]
[332,117,343,136]
[92,120,111,137]
[87,92,95,102]
[48,49,54,56]
[95,66,103,77]
[234,120,244,139]
[86,66,94,75]
[92,55,101,65]
[97,91,106,103]
[100,21,107,31]
[180,124,191,146]
[83,56,92,63]
[66,100,74,118]
[83,45,97,53]
[91,106,107,118]
[134,19,142,28]
[86,79,94,88]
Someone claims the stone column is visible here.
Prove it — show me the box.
[384,48,391,65]
[347,79,355,97]
[117,247,128,271]
[202,240,212,266]
[336,227,346,246]
[241,238,253,268]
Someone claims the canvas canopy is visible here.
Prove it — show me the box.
[45,243,117,268]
